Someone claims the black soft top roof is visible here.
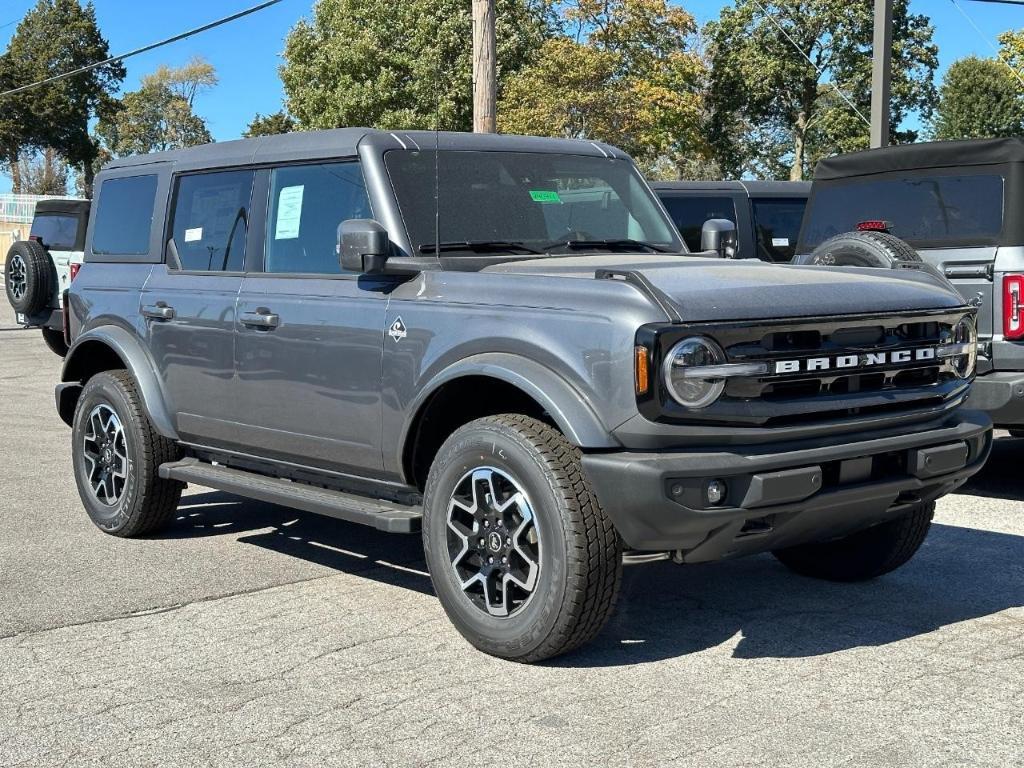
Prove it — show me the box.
[650,180,810,197]
[815,138,1024,181]
[34,198,90,216]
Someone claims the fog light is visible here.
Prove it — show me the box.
[706,479,727,506]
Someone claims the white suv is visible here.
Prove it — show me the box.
[4,199,89,356]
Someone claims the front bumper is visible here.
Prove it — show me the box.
[968,371,1024,427]
[581,409,992,559]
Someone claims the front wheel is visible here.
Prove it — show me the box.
[422,415,622,662]
[772,502,935,582]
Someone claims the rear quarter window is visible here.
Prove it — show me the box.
[91,174,159,256]
[751,197,807,262]
[800,172,1004,250]
[30,213,80,251]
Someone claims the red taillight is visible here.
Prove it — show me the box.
[1004,274,1024,340]
[69,262,81,282]
[856,220,892,232]
[28,234,41,242]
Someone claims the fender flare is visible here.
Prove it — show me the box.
[400,353,620,452]
[59,325,178,439]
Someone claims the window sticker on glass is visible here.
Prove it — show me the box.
[275,185,305,239]
[184,227,203,242]
[529,190,561,204]
[772,237,789,247]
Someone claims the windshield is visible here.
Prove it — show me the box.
[384,150,682,256]
[799,172,1004,251]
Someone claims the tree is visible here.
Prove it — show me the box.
[97,60,216,157]
[18,147,68,195]
[280,0,551,131]
[932,57,1024,141]
[498,0,706,175]
[244,111,298,137]
[0,0,124,194]
[707,0,938,180]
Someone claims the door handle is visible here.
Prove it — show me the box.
[240,310,280,330]
[142,303,175,321]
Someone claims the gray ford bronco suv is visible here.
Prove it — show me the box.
[56,129,991,662]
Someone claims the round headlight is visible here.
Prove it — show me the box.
[662,336,726,408]
[950,316,978,379]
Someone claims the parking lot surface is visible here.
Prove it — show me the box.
[0,319,1021,767]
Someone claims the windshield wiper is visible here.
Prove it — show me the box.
[542,238,671,254]
[419,240,545,255]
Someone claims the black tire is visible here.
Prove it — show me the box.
[422,414,623,662]
[41,327,68,357]
[772,502,935,582]
[4,240,54,315]
[793,230,923,268]
[71,370,184,537]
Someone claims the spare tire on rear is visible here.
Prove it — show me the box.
[793,230,923,268]
[4,240,54,316]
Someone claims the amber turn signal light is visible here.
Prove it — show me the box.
[634,346,650,395]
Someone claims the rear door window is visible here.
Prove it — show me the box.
[264,162,372,274]
[92,175,159,256]
[170,170,255,272]
[800,173,1004,250]
[658,195,737,251]
[30,214,80,251]
[751,198,807,262]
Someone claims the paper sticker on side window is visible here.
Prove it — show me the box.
[275,185,305,239]
[184,227,203,242]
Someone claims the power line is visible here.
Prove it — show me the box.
[0,0,284,100]
[747,0,872,128]
[951,0,1024,89]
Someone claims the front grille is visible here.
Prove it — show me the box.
[646,309,972,428]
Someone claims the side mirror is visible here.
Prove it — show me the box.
[340,219,390,274]
[701,219,738,258]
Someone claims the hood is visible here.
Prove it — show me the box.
[482,254,966,322]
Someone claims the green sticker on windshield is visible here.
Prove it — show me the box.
[529,189,561,204]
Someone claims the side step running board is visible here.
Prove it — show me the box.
[158,458,422,534]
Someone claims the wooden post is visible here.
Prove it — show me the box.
[870,0,893,148]
[472,0,496,133]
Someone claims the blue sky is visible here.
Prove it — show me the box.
[2,0,1024,192]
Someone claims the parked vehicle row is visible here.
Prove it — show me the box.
[44,128,991,662]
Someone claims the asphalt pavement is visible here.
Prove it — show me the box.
[0,320,1021,767]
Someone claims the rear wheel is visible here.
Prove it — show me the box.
[4,240,54,316]
[772,502,935,582]
[41,327,68,357]
[72,370,184,537]
[422,414,622,662]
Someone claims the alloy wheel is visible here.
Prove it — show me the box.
[445,467,541,617]
[82,404,128,506]
[7,254,26,302]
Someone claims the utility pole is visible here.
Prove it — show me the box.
[870,0,894,148]
[472,0,496,133]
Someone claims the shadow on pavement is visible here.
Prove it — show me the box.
[159,492,1023,668]
[960,433,1024,501]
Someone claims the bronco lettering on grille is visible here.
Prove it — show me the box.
[773,347,937,374]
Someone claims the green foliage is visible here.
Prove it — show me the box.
[244,111,298,137]
[0,0,124,192]
[281,0,551,131]
[97,60,216,158]
[932,57,1024,140]
[706,0,938,180]
[498,0,707,175]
